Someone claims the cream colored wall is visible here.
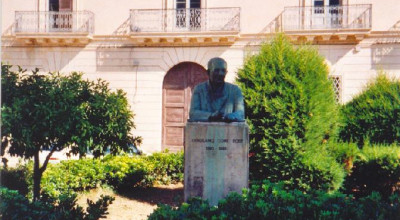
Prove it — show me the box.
[367,0,400,31]
[81,0,162,35]
[2,0,36,36]
[318,42,400,103]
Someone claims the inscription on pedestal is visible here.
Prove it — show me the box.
[184,122,249,206]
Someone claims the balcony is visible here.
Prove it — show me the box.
[130,8,240,46]
[14,11,94,45]
[282,4,372,42]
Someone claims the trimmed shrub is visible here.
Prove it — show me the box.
[39,152,184,196]
[149,181,400,220]
[4,152,184,200]
[237,34,343,191]
[339,74,400,146]
[146,151,184,184]
[0,187,114,220]
[102,155,154,190]
[41,159,105,198]
[343,143,400,198]
[327,142,360,172]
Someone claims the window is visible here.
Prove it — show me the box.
[175,0,202,30]
[176,0,186,9]
[49,0,59,11]
[329,75,342,103]
[190,0,201,9]
[314,0,324,6]
[314,0,324,13]
[48,0,73,31]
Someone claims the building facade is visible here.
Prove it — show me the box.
[2,0,400,153]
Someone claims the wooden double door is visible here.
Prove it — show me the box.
[162,62,208,152]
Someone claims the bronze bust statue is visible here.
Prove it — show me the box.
[188,57,245,122]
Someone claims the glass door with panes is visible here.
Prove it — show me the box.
[312,0,341,29]
[49,0,73,32]
[175,0,201,31]
[312,0,325,29]
[328,0,342,28]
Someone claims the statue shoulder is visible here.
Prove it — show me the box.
[225,82,242,92]
[193,81,208,91]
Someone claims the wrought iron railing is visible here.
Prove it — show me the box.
[283,4,371,31]
[14,11,94,34]
[130,8,240,33]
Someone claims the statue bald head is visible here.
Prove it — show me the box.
[207,57,227,89]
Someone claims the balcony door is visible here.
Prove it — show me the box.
[49,0,73,32]
[312,0,342,29]
[162,62,208,152]
[175,0,201,30]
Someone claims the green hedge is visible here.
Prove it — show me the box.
[40,152,183,196]
[1,152,184,199]
[149,181,400,220]
[0,187,114,220]
[339,74,400,146]
[343,144,400,198]
[236,34,343,191]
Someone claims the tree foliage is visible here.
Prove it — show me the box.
[237,35,343,191]
[339,74,400,146]
[1,64,140,200]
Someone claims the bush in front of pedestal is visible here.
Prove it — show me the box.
[342,143,400,199]
[149,180,400,220]
[339,74,400,146]
[236,34,343,191]
[145,150,184,184]
[0,187,114,220]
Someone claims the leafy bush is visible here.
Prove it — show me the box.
[343,144,400,198]
[339,74,400,146]
[0,187,114,220]
[102,155,154,190]
[327,142,360,171]
[0,165,31,196]
[146,151,184,184]
[149,181,400,220]
[41,159,105,198]
[39,152,184,196]
[3,152,184,200]
[236,34,343,191]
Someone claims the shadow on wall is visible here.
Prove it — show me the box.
[96,48,138,72]
[95,17,136,72]
[2,23,14,36]
[112,17,130,36]
[260,12,283,34]
[371,20,400,71]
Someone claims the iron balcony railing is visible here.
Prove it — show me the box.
[283,4,372,31]
[130,8,240,33]
[14,11,94,34]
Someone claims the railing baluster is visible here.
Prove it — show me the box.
[14,11,94,34]
[130,8,240,33]
[283,4,371,31]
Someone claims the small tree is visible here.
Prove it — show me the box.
[237,35,343,191]
[1,64,140,200]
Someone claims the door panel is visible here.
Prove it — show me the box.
[162,62,208,151]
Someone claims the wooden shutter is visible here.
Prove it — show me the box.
[59,0,72,11]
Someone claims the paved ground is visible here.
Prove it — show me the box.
[77,183,184,220]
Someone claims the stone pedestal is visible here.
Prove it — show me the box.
[184,122,249,206]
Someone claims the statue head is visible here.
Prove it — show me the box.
[207,57,227,89]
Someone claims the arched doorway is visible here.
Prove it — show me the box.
[162,62,208,151]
